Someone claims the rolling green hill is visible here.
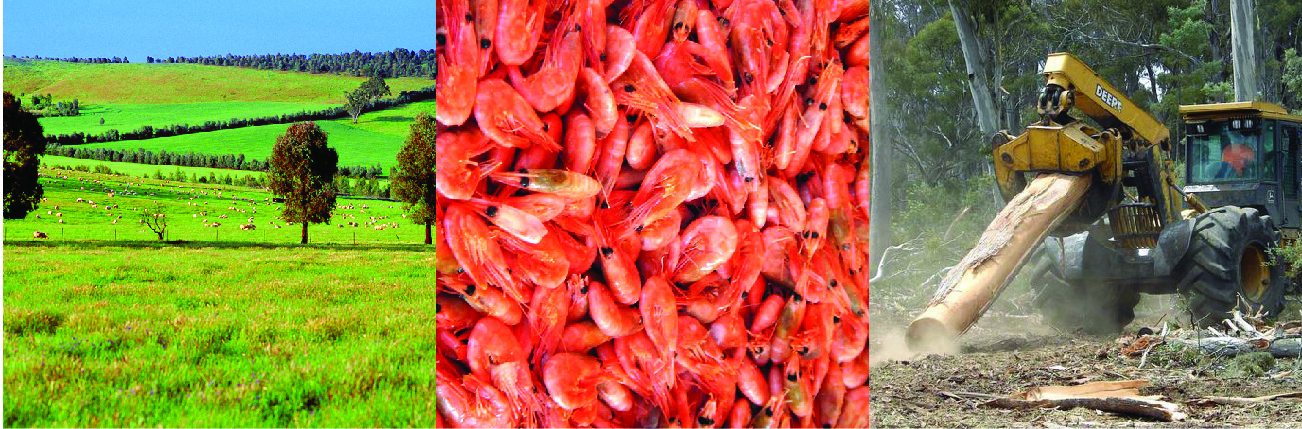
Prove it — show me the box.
[74,100,435,170]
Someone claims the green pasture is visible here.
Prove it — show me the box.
[74,100,436,170]
[37,102,338,136]
[3,241,436,427]
[5,168,416,244]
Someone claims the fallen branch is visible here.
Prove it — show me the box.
[983,396,1186,422]
[1191,391,1302,406]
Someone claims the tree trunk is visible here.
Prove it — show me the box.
[301,223,309,244]
[948,0,998,136]
[1230,0,1258,101]
[425,221,433,245]
[948,0,1004,206]
[868,3,893,270]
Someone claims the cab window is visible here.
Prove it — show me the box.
[1189,127,1261,183]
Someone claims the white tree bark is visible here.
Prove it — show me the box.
[1230,0,1258,101]
[868,2,892,270]
[949,0,998,135]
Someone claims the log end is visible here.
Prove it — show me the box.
[906,316,960,355]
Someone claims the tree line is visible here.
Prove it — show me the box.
[45,146,388,180]
[10,49,435,78]
[148,49,435,78]
[42,86,433,146]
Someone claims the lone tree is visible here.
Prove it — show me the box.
[344,75,391,124]
[141,201,168,241]
[4,92,47,219]
[268,122,339,244]
[391,112,437,244]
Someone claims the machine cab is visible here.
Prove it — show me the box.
[1182,102,1302,230]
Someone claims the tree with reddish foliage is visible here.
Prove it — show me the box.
[391,112,437,244]
[268,122,338,244]
[4,92,47,219]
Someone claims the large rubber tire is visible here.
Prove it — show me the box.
[1176,206,1287,327]
[1026,240,1141,335]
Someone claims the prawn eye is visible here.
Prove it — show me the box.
[674,22,683,30]
[745,176,755,183]
[741,291,748,299]
[744,73,754,83]
[779,7,786,15]
[465,284,477,296]
[626,114,637,123]
[456,268,465,273]
[811,231,820,239]
[485,206,499,217]
[764,407,774,417]
[436,34,447,46]
[833,315,841,324]
[802,231,811,238]
[792,292,803,302]
[574,24,581,32]
[830,279,838,288]
[520,177,531,187]
[600,247,614,258]
[600,200,610,209]
[722,18,730,26]
[601,53,608,62]
[542,122,549,131]
[755,346,764,354]
[580,285,589,294]
[464,13,472,22]
[843,243,852,250]
[624,84,636,92]
[697,416,713,425]
[808,76,817,86]
[798,346,809,355]
[824,424,833,429]
[480,38,491,49]
[819,102,828,111]
[804,97,815,106]
[635,225,644,232]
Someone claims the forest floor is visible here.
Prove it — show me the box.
[870,295,1302,427]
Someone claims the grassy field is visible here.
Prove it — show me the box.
[3,167,436,426]
[36,102,338,136]
[3,242,436,427]
[3,59,433,105]
[5,168,416,243]
[74,100,437,170]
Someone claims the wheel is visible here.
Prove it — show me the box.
[1026,239,1140,334]
[1176,206,1287,327]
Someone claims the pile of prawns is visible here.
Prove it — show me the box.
[436,0,873,426]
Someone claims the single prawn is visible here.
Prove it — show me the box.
[473,78,560,151]
[436,0,480,127]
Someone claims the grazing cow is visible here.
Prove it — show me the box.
[219,214,228,219]
[240,224,256,230]
[55,213,62,217]
[211,222,222,227]
[58,219,64,224]
[34,232,49,240]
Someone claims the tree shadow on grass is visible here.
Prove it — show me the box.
[4,240,432,252]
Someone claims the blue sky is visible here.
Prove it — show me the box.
[3,0,434,61]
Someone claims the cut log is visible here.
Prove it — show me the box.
[907,173,1091,352]
[1174,335,1302,358]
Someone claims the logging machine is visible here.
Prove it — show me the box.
[907,53,1302,349]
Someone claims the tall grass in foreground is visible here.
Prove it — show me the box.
[3,243,436,427]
